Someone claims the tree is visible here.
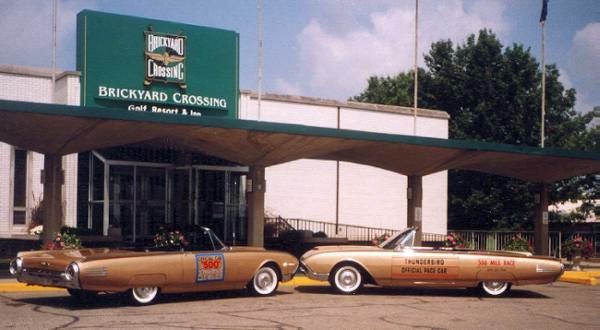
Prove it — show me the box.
[353,29,598,230]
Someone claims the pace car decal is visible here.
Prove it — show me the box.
[195,253,225,283]
[391,257,459,279]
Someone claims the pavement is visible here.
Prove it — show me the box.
[0,270,597,293]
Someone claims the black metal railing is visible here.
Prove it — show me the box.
[265,217,398,242]
[265,217,599,258]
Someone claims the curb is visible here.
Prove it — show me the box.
[0,281,65,293]
[559,271,599,286]
[281,276,328,287]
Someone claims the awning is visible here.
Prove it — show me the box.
[1,99,599,183]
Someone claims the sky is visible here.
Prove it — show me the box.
[1,0,598,113]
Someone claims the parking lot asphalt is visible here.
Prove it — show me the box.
[0,281,598,329]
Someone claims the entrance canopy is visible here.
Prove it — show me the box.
[1,99,599,183]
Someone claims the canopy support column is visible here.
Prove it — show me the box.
[534,183,549,256]
[407,175,423,246]
[42,154,63,244]
[247,166,265,247]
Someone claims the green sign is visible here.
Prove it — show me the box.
[77,10,239,118]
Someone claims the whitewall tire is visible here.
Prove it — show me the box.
[332,265,363,294]
[250,266,279,296]
[130,286,159,305]
[480,281,511,297]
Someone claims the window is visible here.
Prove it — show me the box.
[13,149,28,225]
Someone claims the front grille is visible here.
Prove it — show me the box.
[24,268,64,279]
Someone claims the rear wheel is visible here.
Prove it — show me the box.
[129,286,159,305]
[479,281,511,297]
[249,265,279,296]
[331,264,363,294]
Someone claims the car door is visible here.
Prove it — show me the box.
[390,249,460,286]
[179,230,235,292]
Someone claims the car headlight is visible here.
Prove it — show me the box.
[65,262,80,282]
[8,258,21,275]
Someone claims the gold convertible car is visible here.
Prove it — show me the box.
[300,228,564,296]
[9,227,298,305]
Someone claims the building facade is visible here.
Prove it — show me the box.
[0,65,449,242]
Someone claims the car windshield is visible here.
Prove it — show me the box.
[189,227,227,251]
[379,228,416,250]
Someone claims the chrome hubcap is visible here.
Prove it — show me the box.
[340,270,357,288]
[335,266,361,292]
[134,287,154,298]
[482,281,508,295]
[257,272,274,289]
[132,286,158,304]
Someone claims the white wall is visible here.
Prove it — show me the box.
[240,92,449,234]
[0,66,79,236]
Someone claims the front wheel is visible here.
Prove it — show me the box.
[331,265,363,294]
[129,286,159,305]
[249,266,279,296]
[479,281,511,297]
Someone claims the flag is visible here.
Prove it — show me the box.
[539,0,549,24]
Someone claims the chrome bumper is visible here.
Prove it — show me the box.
[299,261,329,281]
[16,268,80,289]
[281,272,296,282]
[280,261,300,282]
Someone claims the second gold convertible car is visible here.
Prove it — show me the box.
[9,227,298,305]
[300,228,564,296]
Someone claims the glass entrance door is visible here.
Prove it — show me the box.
[195,170,247,245]
[109,165,134,237]
[135,167,167,239]
[89,149,247,243]
[197,170,226,240]
[107,165,167,241]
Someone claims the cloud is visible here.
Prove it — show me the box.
[567,23,600,112]
[558,68,573,90]
[289,0,508,100]
[0,0,97,69]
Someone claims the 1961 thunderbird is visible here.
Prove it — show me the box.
[300,228,564,296]
[9,227,298,305]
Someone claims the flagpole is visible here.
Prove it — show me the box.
[540,20,545,148]
[413,0,419,136]
[539,0,548,148]
[52,0,57,104]
[257,0,264,121]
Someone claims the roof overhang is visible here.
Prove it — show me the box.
[1,100,599,183]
